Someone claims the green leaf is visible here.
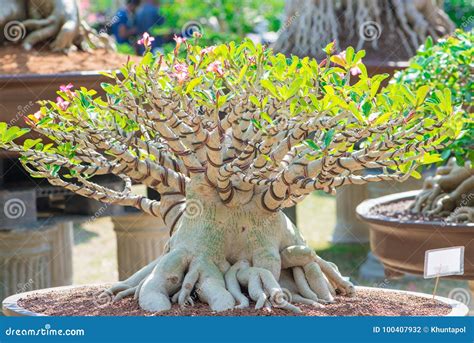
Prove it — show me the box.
[323,129,335,148]
[415,85,430,106]
[261,112,273,124]
[249,95,260,108]
[261,80,279,98]
[304,139,320,151]
[23,138,42,150]
[186,77,202,93]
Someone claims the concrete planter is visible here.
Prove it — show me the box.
[2,285,468,316]
[356,191,474,279]
[112,213,169,280]
[0,221,73,301]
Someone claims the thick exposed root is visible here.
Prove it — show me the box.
[103,243,353,313]
[410,158,474,222]
[0,0,114,52]
[102,196,354,313]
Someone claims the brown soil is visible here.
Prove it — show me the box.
[0,45,138,75]
[17,285,451,316]
[369,200,446,223]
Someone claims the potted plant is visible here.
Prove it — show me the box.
[357,30,473,283]
[273,0,454,73]
[0,35,467,315]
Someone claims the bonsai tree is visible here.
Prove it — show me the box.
[274,0,454,60]
[0,0,112,51]
[0,36,463,312]
[392,30,473,222]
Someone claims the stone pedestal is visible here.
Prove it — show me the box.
[112,213,169,280]
[0,222,73,301]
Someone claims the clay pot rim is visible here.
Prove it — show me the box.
[356,190,474,230]
[0,70,118,83]
[2,284,468,317]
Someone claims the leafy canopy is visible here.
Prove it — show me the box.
[0,37,465,180]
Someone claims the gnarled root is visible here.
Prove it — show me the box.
[410,158,474,222]
[102,204,354,313]
[103,243,354,313]
[0,0,114,52]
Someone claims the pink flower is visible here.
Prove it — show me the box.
[25,110,45,125]
[206,61,224,76]
[59,83,74,98]
[173,35,187,49]
[173,72,189,85]
[350,65,362,76]
[56,97,70,111]
[138,32,155,48]
[33,111,44,121]
[200,46,216,55]
[60,83,73,92]
[171,63,189,85]
[173,63,189,74]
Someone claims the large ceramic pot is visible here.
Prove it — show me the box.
[2,285,469,316]
[356,190,474,279]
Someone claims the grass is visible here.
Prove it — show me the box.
[73,192,473,312]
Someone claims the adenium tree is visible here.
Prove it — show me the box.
[0,0,112,51]
[0,36,463,312]
[393,30,474,222]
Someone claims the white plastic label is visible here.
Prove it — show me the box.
[424,246,464,279]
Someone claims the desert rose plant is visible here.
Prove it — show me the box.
[0,36,464,312]
[392,30,473,222]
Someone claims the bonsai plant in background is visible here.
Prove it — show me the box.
[274,0,454,62]
[0,36,466,315]
[357,30,473,291]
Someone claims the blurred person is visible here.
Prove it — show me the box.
[135,0,165,53]
[111,0,140,44]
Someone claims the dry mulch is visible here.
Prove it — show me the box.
[0,45,137,75]
[18,285,451,316]
[369,199,445,222]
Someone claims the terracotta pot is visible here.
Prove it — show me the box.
[0,72,111,158]
[2,285,468,316]
[356,190,474,279]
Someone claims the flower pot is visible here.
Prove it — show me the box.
[2,284,468,317]
[356,190,474,279]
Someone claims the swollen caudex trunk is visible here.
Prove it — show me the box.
[107,179,354,313]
